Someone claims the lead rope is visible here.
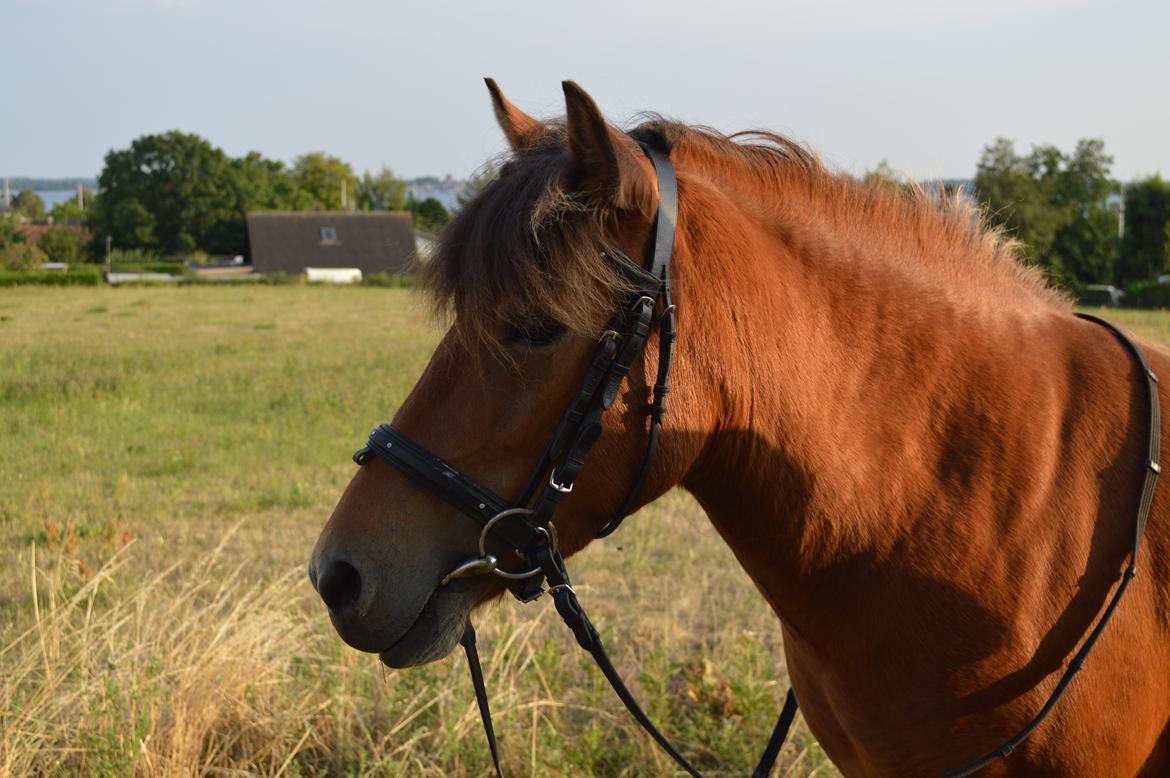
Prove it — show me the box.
[460,623,503,778]
[460,543,799,778]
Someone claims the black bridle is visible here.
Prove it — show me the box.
[350,145,1161,777]
[354,145,680,604]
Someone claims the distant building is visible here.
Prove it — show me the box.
[245,211,416,276]
[16,223,88,244]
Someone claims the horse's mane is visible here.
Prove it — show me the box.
[655,122,1069,312]
[425,119,1068,352]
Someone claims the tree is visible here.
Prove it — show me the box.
[0,216,22,248]
[50,199,86,224]
[49,190,95,225]
[975,138,1118,286]
[0,242,47,270]
[202,152,315,252]
[976,139,1063,268]
[356,167,408,211]
[232,152,315,212]
[11,190,46,221]
[1049,139,1118,285]
[1118,176,1170,282]
[39,226,84,262]
[409,197,449,233]
[89,131,240,256]
[292,152,356,210]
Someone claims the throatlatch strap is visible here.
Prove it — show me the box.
[461,622,503,778]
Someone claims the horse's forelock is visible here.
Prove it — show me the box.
[424,129,633,358]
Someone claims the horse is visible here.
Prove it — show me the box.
[309,80,1170,775]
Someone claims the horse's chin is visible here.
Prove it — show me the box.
[378,583,475,668]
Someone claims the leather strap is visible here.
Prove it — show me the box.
[461,622,503,778]
[645,146,678,282]
[940,312,1161,777]
[597,146,679,537]
[753,688,799,778]
[598,289,676,537]
[357,425,541,553]
[532,544,797,778]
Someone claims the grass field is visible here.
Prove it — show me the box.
[0,285,849,777]
[5,288,1170,777]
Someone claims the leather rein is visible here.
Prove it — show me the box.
[351,144,1161,777]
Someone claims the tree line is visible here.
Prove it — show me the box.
[3,132,1168,290]
[1,131,454,266]
[974,138,1170,291]
[88,132,454,258]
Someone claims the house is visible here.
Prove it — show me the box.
[245,211,416,276]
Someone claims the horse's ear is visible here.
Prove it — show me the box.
[562,80,657,217]
[485,77,547,154]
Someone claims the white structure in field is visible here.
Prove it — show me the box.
[305,267,362,284]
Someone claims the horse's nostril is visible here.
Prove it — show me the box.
[317,559,363,613]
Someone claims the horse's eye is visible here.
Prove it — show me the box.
[502,318,567,349]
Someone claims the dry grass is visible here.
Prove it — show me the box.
[0,286,835,777]
[1,503,832,777]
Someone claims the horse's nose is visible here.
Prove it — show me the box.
[312,556,366,614]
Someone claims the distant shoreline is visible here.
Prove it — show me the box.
[4,177,98,192]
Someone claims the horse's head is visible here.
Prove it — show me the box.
[309,81,705,667]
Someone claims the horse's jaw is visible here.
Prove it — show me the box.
[376,581,476,668]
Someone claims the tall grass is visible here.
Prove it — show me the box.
[0,286,840,776]
[1,506,833,777]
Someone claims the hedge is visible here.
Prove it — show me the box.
[0,268,103,286]
[1122,281,1170,309]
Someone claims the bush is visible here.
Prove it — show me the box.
[109,261,187,275]
[0,267,103,286]
[1123,280,1170,309]
[0,242,48,271]
[39,226,85,263]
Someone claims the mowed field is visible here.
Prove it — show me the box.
[1,285,840,777]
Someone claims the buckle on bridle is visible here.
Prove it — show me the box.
[599,329,620,342]
[630,295,654,312]
[548,471,574,494]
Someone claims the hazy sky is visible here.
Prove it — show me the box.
[3,0,1167,182]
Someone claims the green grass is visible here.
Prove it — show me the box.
[0,286,830,777]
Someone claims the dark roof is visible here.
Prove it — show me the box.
[246,211,416,275]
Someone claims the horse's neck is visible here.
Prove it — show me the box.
[674,171,1075,642]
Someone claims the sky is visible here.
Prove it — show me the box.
[2,0,1168,183]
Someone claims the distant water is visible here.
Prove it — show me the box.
[35,190,81,209]
[24,189,462,211]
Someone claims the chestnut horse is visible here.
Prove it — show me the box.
[310,81,1170,775]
